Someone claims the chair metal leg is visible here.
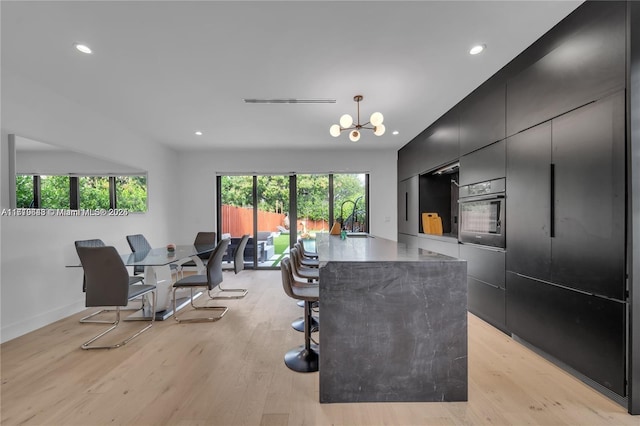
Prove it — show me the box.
[284,300,319,372]
[79,299,145,324]
[173,288,228,323]
[207,284,248,300]
[81,290,156,350]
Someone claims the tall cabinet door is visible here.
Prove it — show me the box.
[506,122,552,280]
[551,91,626,300]
[398,175,419,236]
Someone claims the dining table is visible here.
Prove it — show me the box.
[70,243,216,320]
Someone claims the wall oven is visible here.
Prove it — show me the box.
[458,178,505,249]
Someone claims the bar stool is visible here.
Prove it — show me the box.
[280,258,319,373]
[297,238,319,259]
[293,242,320,268]
[289,248,319,281]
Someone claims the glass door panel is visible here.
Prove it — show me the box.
[256,175,290,267]
[334,173,367,233]
[220,175,255,267]
[297,174,329,253]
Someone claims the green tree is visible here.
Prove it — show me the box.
[116,175,147,212]
[40,175,70,209]
[15,175,34,208]
[79,176,110,209]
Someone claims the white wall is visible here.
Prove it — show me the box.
[1,71,179,343]
[0,71,400,343]
[174,149,398,243]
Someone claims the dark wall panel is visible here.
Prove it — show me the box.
[459,139,506,186]
[551,92,626,300]
[468,277,506,331]
[459,243,505,288]
[506,1,626,136]
[506,122,552,280]
[506,272,626,396]
[398,108,460,181]
[459,79,506,156]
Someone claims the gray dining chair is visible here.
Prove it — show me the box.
[172,238,231,323]
[76,245,156,350]
[125,234,152,276]
[176,231,217,277]
[75,238,145,324]
[126,233,181,278]
[216,233,250,299]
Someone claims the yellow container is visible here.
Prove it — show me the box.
[422,213,443,235]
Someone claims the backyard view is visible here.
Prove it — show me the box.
[220,174,367,267]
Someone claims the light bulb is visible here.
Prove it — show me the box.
[370,112,384,126]
[349,130,360,142]
[340,114,353,128]
[374,124,386,136]
[329,124,341,137]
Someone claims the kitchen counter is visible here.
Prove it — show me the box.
[316,233,468,403]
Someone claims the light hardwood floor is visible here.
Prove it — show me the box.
[1,270,636,426]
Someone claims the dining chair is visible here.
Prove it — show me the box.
[126,233,181,278]
[280,257,319,372]
[215,233,250,299]
[176,231,217,277]
[172,238,231,323]
[75,239,145,324]
[125,234,152,276]
[76,246,156,350]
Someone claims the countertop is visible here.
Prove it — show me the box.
[315,233,461,263]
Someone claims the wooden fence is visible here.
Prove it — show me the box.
[221,205,328,236]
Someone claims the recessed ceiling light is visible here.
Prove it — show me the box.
[469,44,486,55]
[74,43,92,54]
[194,131,203,136]
[392,131,399,135]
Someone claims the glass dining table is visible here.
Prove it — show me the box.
[70,244,215,321]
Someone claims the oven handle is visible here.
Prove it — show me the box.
[458,193,505,203]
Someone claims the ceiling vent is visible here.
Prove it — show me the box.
[243,98,336,104]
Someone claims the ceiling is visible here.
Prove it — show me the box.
[1,1,583,152]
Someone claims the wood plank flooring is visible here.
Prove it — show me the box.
[1,270,636,425]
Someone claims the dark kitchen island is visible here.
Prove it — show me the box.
[315,233,467,403]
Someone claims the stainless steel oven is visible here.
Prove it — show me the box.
[458,178,505,248]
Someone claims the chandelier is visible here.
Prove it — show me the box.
[329,95,385,142]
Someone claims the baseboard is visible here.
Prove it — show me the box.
[1,299,85,344]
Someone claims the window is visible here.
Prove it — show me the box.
[40,175,70,209]
[13,174,147,212]
[79,176,110,210]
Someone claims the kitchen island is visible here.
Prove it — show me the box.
[316,233,467,403]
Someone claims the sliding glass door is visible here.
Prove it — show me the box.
[217,173,368,270]
[218,175,290,269]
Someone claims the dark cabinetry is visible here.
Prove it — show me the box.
[506,272,625,395]
[506,122,552,280]
[460,244,506,330]
[459,139,505,187]
[506,91,626,397]
[506,1,625,136]
[398,176,418,236]
[397,108,459,181]
[459,80,506,155]
[507,92,625,300]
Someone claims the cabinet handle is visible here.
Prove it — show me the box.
[405,192,408,222]
[550,163,555,238]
